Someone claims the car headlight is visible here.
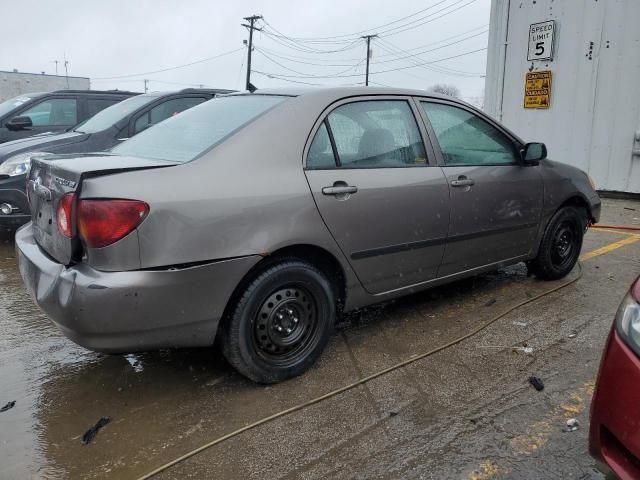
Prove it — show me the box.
[0,151,47,177]
[615,281,640,357]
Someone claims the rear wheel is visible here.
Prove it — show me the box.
[221,260,335,383]
[528,206,585,280]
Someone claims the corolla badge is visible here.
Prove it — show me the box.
[53,176,77,188]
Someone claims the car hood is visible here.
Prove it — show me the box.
[0,131,88,163]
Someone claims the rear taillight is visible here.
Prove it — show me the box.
[77,199,149,248]
[56,193,75,238]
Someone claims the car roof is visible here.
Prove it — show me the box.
[230,86,454,101]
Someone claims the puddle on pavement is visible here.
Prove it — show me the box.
[0,230,611,479]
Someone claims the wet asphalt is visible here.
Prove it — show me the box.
[1,198,639,480]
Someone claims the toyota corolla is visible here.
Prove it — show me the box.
[15,87,601,383]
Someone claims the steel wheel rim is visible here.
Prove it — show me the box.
[253,286,318,364]
[550,220,577,268]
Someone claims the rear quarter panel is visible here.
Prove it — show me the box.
[79,95,364,304]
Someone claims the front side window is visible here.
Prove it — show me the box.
[322,100,427,168]
[20,98,77,126]
[134,97,207,134]
[113,94,288,163]
[421,102,518,166]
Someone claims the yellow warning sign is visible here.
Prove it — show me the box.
[524,70,552,109]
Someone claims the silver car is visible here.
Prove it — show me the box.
[16,87,601,383]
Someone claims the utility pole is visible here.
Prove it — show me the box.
[53,60,59,76]
[242,15,262,92]
[144,79,149,93]
[362,34,377,86]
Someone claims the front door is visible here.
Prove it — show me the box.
[304,98,450,295]
[8,97,79,141]
[419,100,543,277]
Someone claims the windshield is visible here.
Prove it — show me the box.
[0,95,34,118]
[75,94,155,133]
[112,95,288,163]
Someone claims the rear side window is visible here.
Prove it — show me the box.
[87,98,121,117]
[133,97,207,134]
[317,100,427,169]
[307,123,336,169]
[20,98,77,126]
[421,102,518,166]
[113,95,287,163]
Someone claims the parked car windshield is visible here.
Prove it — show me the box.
[112,94,288,163]
[74,94,155,133]
[0,95,34,118]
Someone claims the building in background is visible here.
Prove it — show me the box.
[485,0,640,194]
[0,70,90,102]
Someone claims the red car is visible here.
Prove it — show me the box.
[590,276,640,478]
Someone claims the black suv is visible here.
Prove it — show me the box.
[0,90,138,144]
[0,88,234,230]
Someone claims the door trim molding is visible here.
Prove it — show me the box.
[350,222,538,260]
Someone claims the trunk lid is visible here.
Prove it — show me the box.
[28,153,176,265]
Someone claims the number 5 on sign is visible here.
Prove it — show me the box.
[528,20,555,61]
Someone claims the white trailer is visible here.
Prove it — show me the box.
[485,0,640,193]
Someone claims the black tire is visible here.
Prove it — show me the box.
[528,206,585,280]
[221,260,335,384]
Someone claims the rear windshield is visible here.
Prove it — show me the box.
[111,95,288,163]
[75,94,155,133]
[0,95,33,118]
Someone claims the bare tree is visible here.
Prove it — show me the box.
[427,83,461,98]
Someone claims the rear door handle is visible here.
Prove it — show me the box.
[450,177,475,187]
[322,185,358,195]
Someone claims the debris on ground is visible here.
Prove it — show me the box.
[81,416,111,445]
[568,332,577,339]
[528,376,545,391]
[562,418,580,433]
[484,298,496,307]
[0,400,16,412]
[513,346,534,354]
[512,321,528,327]
[389,410,399,417]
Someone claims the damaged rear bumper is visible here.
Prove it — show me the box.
[15,224,260,353]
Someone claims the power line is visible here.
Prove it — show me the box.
[260,0,478,45]
[254,47,487,80]
[254,24,488,65]
[255,48,364,76]
[93,47,244,80]
[261,0,457,42]
[376,38,485,77]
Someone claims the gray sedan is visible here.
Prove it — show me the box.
[16,87,601,383]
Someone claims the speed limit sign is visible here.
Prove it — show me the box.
[527,20,555,61]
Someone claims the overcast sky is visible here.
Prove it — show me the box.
[2,0,491,102]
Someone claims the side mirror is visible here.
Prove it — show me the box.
[6,116,33,131]
[521,142,547,165]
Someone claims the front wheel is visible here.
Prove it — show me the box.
[221,260,335,384]
[528,206,585,280]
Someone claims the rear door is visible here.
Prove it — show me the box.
[418,100,543,277]
[304,97,450,295]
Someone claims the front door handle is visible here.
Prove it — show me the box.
[450,176,475,187]
[322,184,358,195]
